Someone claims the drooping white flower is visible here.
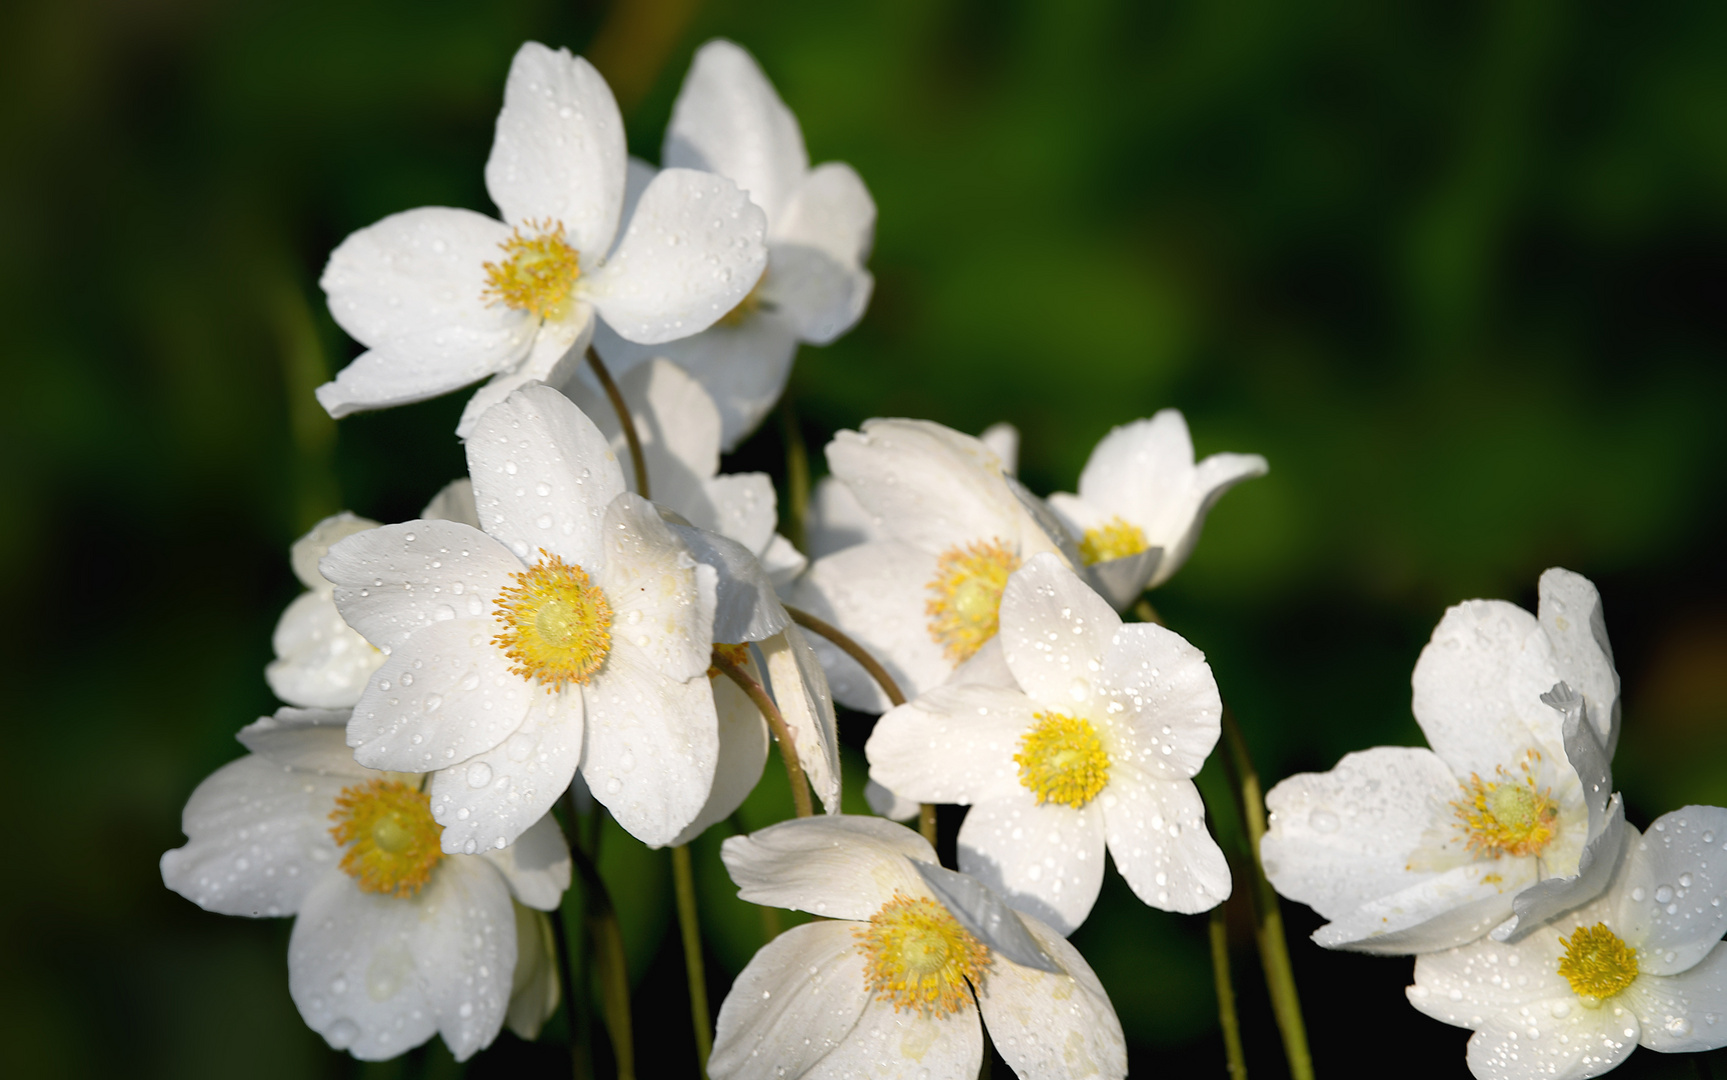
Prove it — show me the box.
[322,384,720,850]
[709,816,1126,1080]
[1261,568,1625,953]
[161,707,570,1061]
[593,39,876,450]
[792,419,1075,713]
[1407,805,1727,1080]
[1047,410,1267,609]
[867,553,1230,933]
[316,41,768,437]
[269,485,482,710]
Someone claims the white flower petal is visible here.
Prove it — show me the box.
[422,478,481,528]
[667,522,785,645]
[865,779,920,822]
[347,618,532,773]
[663,39,808,225]
[287,872,439,1060]
[583,169,769,345]
[1102,768,1229,915]
[702,473,779,556]
[601,494,719,680]
[484,42,625,261]
[805,475,883,560]
[268,590,384,710]
[429,691,584,856]
[1624,943,1727,1052]
[505,904,560,1040]
[807,996,982,1079]
[792,541,951,712]
[669,670,770,847]
[291,512,380,590]
[454,314,592,439]
[772,162,875,313]
[1497,794,1625,943]
[1537,568,1622,756]
[978,423,1019,478]
[1097,622,1222,782]
[160,755,345,918]
[763,626,843,814]
[409,856,519,1061]
[1613,809,1727,975]
[1084,547,1165,612]
[759,533,808,588]
[825,420,1024,555]
[719,815,935,919]
[466,383,627,568]
[580,644,718,847]
[237,708,369,777]
[708,921,868,1080]
[557,355,720,514]
[476,812,573,911]
[957,790,1106,936]
[865,684,1034,805]
[1464,999,1637,1080]
[1408,932,1570,1027]
[1316,865,1520,954]
[976,914,1127,1080]
[946,635,1020,690]
[997,553,1120,710]
[760,240,871,346]
[1261,746,1462,922]
[322,519,522,653]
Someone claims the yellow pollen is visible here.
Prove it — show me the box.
[1452,752,1559,858]
[855,892,990,1017]
[493,551,614,691]
[1556,923,1638,1002]
[482,219,581,321]
[1078,516,1149,566]
[1014,712,1111,807]
[716,275,767,327]
[925,538,1019,663]
[329,779,444,898]
[707,642,750,679]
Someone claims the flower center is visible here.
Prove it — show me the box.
[493,551,614,691]
[1014,712,1111,807]
[1078,516,1149,566]
[482,219,581,321]
[329,779,444,897]
[1452,753,1559,858]
[1556,923,1639,1003]
[855,892,990,1016]
[925,538,1019,663]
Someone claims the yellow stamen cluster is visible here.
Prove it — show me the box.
[1078,516,1149,566]
[1014,712,1111,808]
[493,551,614,691]
[1556,923,1639,1002]
[482,219,581,321]
[707,641,751,679]
[1452,753,1559,858]
[925,538,1019,663]
[855,892,991,1016]
[329,780,444,898]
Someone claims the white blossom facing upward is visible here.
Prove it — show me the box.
[1407,806,1727,1080]
[593,39,876,450]
[316,41,768,437]
[321,385,721,850]
[866,553,1231,933]
[1047,410,1267,609]
[709,816,1126,1080]
[1262,568,1625,954]
[160,708,570,1061]
[793,419,1076,713]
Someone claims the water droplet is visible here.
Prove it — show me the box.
[1068,677,1090,702]
[1656,885,1674,904]
[1549,1001,1571,1018]
[424,693,443,713]
[1680,873,1694,888]
[327,1019,360,1048]
[1632,887,1647,902]
[1310,810,1340,834]
[467,762,493,788]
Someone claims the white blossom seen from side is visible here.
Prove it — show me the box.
[316,41,768,437]
[708,815,1126,1080]
[268,485,482,710]
[160,708,570,1061]
[1407,806,1727,1080]
[593,39,876,450]
[321,384,721,851]
[867,553,1231,933]
[792,419,1076,713]
[1262,568,1625,954]
[1047,410,1267,610]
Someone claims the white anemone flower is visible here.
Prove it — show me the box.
[593,38,876,450]
[1407,806,1727,1080]
[269,485,483,710]
[867,553,1231,933]
[161,707,570,1061]
[1262,568,1625,953]
[792,419,1075,713]
[322,384,721,850]
[710,816,1126,1080]
[1046,410,1267,610]
[316,41,768,438]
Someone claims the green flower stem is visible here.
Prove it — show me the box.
[586,347,648,500]
[1210,901,1248,1080]
[778,395,810,553]
[712,651,814,818]
[671,844,712,1077]
[549,887,590,1080]
[569,833,635,1080]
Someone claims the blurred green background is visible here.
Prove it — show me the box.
[3,0,1725,1076]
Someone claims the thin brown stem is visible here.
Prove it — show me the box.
[1209,901,1249,1080]
[570,837,635,1080]
[782,605,906,708]
[586,347,648,500]
[712,652,814,818]
[671,845,712,1077]
[918,803,939,849]
[778,395,810,554]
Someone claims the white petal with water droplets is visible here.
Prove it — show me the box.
[719,816,935,920]
[598,494,718,681]
[476,812,572,912]
[809,994,983,1079]
[321,519,522,653]
[1097,621,1221,782]
[1102,767,1229,915]
[408,856,518,1061]
[957,788,1106,936]
[429,690,584,856]
[269,590,385,710]
[998,553,1119,710]
[977,913,1128,1080]
[238,708,370,777]
[455,314,591,440]
[793,541,951,712]
[865,683,1032,805]
[707,921,867,1080]
[1623,943,1727,1052]
[1613,809,1727,975]
[668,665,770,847]
[663,39,808,225]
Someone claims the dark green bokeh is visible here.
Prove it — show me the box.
[2,0,1724,1076]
